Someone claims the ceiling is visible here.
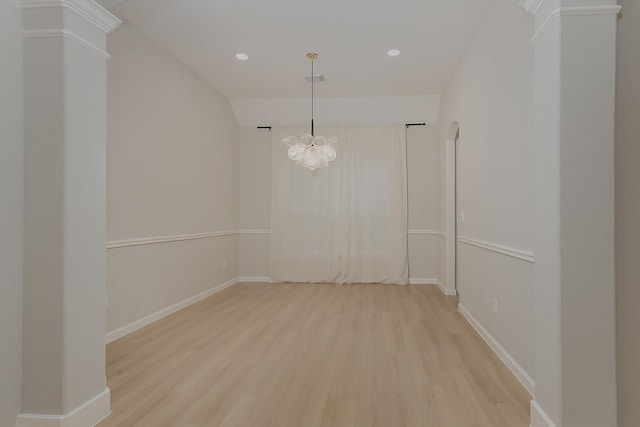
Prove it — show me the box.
[107,0,489,100]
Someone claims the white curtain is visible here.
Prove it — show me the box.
[270,125,408,284]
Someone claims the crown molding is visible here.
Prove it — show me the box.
[22,29,110,59]
[530,5,622,44]
[518,0,544,15]
[20,0,121,33]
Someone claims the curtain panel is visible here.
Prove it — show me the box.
[270,125,408,284]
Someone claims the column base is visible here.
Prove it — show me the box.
[17,388,110,427]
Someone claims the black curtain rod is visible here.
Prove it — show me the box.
[259,124,426,130]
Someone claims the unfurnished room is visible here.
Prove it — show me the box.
[1,0,639,426]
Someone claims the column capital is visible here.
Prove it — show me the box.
[523,0,621,44]
[20,0,121,33]
[518,0,545,15]
[21,0,120,60]
[519,0,621,16]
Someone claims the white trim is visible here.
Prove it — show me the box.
[458,303,535,396]
[21,29,109,60]
[106,231,238,249]
[530,400,557,427]
[409,278,439,285]
[237,276,273,283]
[409,278,456,296]
[238,229,447,237]
[457,236,535,263]
[518,0,543,15]
[106,278,238,343]
[16,388,110,427]
[445,124,459,298]
[238,229,271,235]
[20,0,121,33]
[531,6,622,44]
[408,229,446,237]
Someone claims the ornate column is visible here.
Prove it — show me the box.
[19,0,119,425]
[521,0,620,426]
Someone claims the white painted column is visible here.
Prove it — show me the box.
[20,0,120,425]
[524,0,620,426]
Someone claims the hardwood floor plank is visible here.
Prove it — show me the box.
[99,283,530,427]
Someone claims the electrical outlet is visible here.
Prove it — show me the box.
[460,211,465,223]
[492,298,498,315]
[222,260,227,270]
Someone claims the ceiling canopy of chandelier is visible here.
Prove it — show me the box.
[282,53,338,171]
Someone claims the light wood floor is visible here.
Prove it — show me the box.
[98,283,531,427]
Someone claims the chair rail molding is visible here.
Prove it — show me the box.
[107,231,238,249]
[457,236,535,263]
[238,229,271,235]
[238,229,447,237]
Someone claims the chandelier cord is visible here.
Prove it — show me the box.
[282,52,337,171]
[311,57,315,137]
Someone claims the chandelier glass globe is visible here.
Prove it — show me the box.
[283,135,338,171]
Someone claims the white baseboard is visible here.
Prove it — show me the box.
[106,278,239,343]
[458,303,535,396]
[237,276,273,283]
[530,399,556,427]
[409,278,457,296]
[17,388,110,427]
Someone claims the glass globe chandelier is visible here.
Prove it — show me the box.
[282,53,338,171]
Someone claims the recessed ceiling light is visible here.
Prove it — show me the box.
[235,53,249,61]
[387,49,401,57]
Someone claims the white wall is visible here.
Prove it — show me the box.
[616,0,640,424]
[237,125,443,284]
[0,0,23,424]
[230,96,441,127]
[106,22,239,334]
[437,0,535,387]
[237,127,271,279]
[407,125,444,283]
